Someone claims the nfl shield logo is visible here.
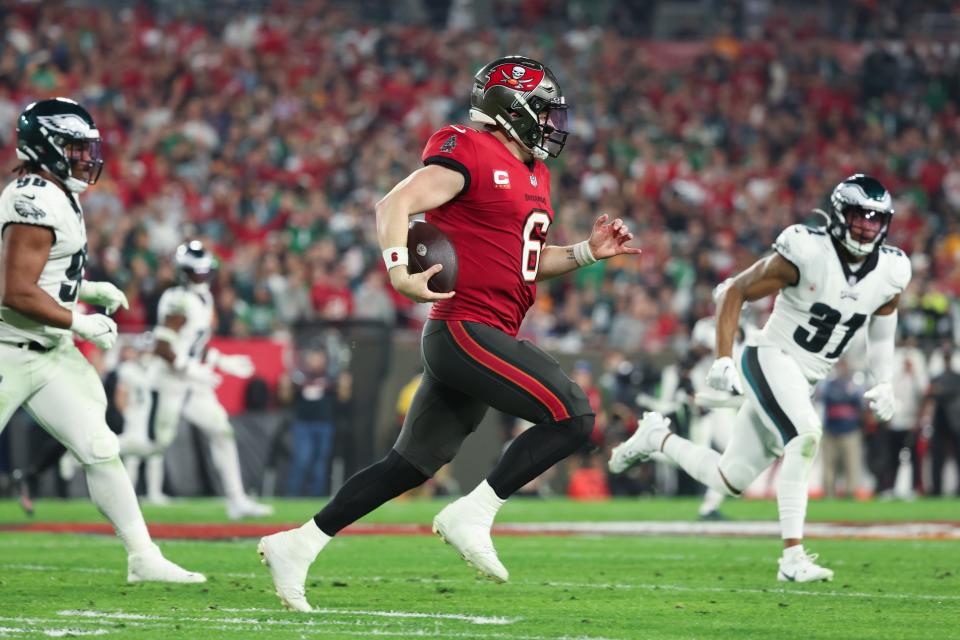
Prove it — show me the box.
[530,175,538,187]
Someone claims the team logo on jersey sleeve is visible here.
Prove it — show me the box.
[14,198,46,220]
[440,135,457,153]
[482,64,545,94]
[493,170,511,189]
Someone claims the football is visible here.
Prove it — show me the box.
[407,219,458,293]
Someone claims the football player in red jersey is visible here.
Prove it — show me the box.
[258,56,642,611]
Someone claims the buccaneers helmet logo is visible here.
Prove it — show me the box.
[482,63,544,94]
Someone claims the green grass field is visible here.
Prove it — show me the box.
[1,497,958,639]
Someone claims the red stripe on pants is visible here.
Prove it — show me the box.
[448,321,568,422]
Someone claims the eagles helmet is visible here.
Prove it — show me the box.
[469,56,568,160]
[174,240,216,284]
[16,97,103,193]
[828,174,894,257]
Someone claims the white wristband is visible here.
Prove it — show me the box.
[383,247,408,270]
[572,240,597,267]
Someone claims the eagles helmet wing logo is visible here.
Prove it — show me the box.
[482,63,545,94]
[36,114,99,138]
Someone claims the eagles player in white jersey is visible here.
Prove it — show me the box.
[0,98,204,583]
[687,315,744,519]
[115,333,169,503]
[149,240,273,520]
[610,174,910,582]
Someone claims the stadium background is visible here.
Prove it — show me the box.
[0,0,959,499]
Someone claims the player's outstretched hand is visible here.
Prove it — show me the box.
[185,361,222,388]
[587,213,643,260]
[217,353,255,379]
[864,382,896,422]
[389,264,456,304]
[78,280,129,315]
[71,311,118,350]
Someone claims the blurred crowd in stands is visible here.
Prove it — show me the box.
[1,0,958,355]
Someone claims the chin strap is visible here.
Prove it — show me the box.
[473,109,545,160]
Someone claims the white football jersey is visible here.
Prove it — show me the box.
[0,173,87,347]
[757,224,911,382]
[155,285,215,369]
[117,358,154,429]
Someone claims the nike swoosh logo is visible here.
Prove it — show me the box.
[450,125,466,133]
[22,194,36,200]
[779,570,796,582]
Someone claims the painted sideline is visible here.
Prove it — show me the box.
[1,520,957,540]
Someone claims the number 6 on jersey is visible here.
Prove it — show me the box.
[522,209,550,281]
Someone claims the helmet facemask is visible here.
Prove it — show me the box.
[834,205,891,257]
[62,138,103,190]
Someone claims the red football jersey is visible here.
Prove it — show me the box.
[421,125,554,336]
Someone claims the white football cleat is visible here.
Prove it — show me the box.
[432,499,509,583]
[227,498,274,520]
[127,545,206,584]
[777,551,834,583]
[145,493,173,507]
[258,531,314,612]
[608,412,672,474]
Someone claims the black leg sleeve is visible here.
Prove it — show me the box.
[486,414,594,498]
[313,449,429,536]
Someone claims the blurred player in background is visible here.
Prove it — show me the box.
[149,240,273,519]
[687,315,752,519]
[0,98,203,583]
[114,333,170,504]
[610,175,911,582]
[258,55,642,611]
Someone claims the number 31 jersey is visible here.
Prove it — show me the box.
[759,224,912,382]
[420,125,554,336]
[0,174,87,347]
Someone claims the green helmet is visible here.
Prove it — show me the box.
[16,97,103,193]
[828,174,894,257]
[469,56,568,160]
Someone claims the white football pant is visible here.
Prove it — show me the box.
[0,343,153,553]
[148,378,248,505]
[662,345,823,540]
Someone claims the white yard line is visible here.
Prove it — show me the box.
[45,612,611,640]
[221,607,518,625]
[0,626,107,637]
[0,563,114,574]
